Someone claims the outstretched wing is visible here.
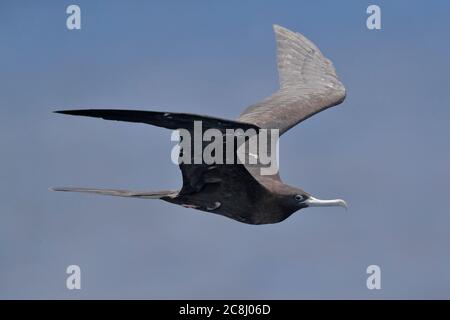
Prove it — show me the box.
[238,25,346,135]
[55,109,258,131]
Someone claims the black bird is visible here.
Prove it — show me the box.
[52,25,347,225]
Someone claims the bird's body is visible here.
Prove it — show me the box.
[164,166,303,224]
[53,25,348,224]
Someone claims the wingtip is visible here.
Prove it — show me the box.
[273,24,290,34]
[53,109,81,115]
[273,24,283,31]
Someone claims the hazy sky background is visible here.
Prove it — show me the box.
[1,0,449,299]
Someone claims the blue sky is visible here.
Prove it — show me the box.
[0,0,449,298]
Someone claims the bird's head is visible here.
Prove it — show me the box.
[280,186,347,212]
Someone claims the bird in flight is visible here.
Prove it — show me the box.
[52,25,347,224]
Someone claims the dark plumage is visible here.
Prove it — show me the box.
[52,25,347,224]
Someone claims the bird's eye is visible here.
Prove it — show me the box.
[295,195,304,201]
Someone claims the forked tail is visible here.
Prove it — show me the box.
[50,187,178,199]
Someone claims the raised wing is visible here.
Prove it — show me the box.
[238,25,346,135]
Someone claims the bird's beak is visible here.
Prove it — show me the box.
[305,196,348,210]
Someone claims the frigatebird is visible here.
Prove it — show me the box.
[52,25,347,224]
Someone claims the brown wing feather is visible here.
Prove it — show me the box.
[238,25,346,135]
